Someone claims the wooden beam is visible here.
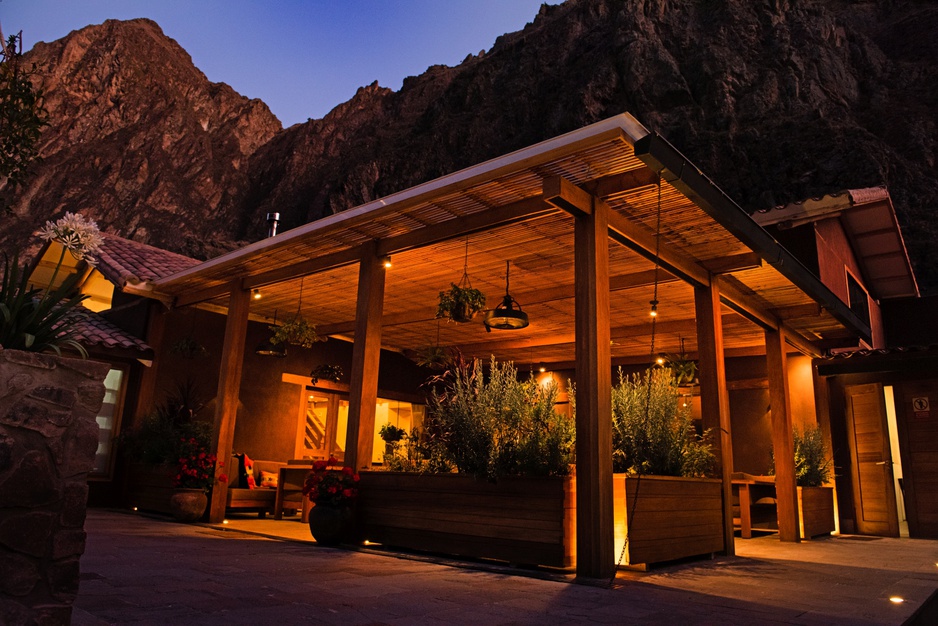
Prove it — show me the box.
[700,252,763,275]
[132,301,168,421]
[772,303,823,320]
[175,282,233,309]
[606,210,712,287]
[344,242,387,471]
[694,282,735,557]
[766,327,800,542]
[316,268,677,337]
[573,193,614,579]
[453,317,701,356]
[544,175,594,216]
[208,283,251,523]
[581,168,659,198]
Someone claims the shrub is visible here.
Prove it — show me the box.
[611,367,714,477]
[793,426,833,487]
[405,357,574,480]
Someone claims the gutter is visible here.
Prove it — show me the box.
[632,132,873,345]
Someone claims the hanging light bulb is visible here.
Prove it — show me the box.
[484,261,529,331]
[649,299,659,317]
[252,289,262,300]
[381,255,392,269]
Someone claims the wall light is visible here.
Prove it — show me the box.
[889,597,904,604]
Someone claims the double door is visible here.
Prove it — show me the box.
[297,390,349,462]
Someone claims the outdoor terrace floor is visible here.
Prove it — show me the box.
[73,509,938,625]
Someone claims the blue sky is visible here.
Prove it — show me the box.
[2,0,562,127]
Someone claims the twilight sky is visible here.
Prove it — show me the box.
[2,0,562,127]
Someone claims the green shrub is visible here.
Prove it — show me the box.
[406,357,574,480]
[611,367,714,477]
[793,426,833,487]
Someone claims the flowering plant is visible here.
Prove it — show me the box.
[1,212,103,357]
[302,456,360,506]
[174,436,225,493]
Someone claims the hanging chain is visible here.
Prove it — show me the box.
[460,236,471,288]
[295,277,305,319]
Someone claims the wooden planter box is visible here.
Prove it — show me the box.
[125,463,176,515]
[357,472,576,568]
[798,486,835,539]
[614,474,724,568]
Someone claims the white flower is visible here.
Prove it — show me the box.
[37,212,103,265]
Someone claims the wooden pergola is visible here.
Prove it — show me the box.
[151,114,871,578]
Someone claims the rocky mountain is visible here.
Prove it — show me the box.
[1,18,281,259]
[3,1,937,289]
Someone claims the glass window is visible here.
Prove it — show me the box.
[372,398,426,464]
[847,273,871,329]
[91,367,126,478]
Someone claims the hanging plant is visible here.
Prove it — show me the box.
[416,344,455,371]
[272,277,325,348]
[310,364,343,384]
[169,336,209,359]
[663,337,697,387]
[436,238,486,323]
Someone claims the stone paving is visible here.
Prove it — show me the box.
[72,510,938,625]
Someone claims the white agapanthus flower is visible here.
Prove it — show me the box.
[37,212,103,265]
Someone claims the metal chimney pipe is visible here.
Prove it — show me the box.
[266,212,280,238]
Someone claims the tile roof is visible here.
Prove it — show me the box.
[95,234,201,289]
[66,305,153,356]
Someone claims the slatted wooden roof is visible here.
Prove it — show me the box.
[152,114,870,367]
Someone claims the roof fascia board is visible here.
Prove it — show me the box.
[632,132,872,345]
[155,114,650,290]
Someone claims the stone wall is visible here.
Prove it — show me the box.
[0,349,108,625]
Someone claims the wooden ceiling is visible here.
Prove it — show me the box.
[153,115,864,368]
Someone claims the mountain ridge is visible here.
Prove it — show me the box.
[3,1,936,290]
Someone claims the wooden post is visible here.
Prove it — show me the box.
[694,282,735,556]
[766,327,800,542]
[344,242,386,471]
[208,284,251,523]
[574,196,614,579]
[132,301,167,421]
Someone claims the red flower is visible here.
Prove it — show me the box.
[218,474,228,483]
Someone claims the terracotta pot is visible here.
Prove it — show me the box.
[308,503,353,546]
[169,489,208,522]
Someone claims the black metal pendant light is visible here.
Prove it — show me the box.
[256,310,287,357]
[484,261,529,332]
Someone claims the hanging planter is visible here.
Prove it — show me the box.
[272,278,325,348]
[436,238,486,323]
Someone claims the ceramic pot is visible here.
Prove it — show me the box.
[308,503,353,546]
[169,489,208,522]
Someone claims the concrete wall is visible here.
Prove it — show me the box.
[0,349,108,625]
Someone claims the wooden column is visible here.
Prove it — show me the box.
[208,284,251,523]
[132,301,167,421]
[344,242,386,471]
[766,327,800,542]
[694,282,735,556]
[574,197,614,579]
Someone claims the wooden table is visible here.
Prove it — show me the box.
[732,475,777,539]
[274,463,314,522]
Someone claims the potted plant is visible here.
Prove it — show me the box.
[609,367,723,567]
[169,437,223,522]
[121,381,219,516]
[302,456,360,545]
[793,426,835,538]
[271,316,322,348]
[436,282,486,323]
[379,423,407,459]
[360,357,577,567]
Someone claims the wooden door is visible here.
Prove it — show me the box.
[845,383,899,536]
[894,381,938,538]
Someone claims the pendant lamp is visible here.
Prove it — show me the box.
[484,261,529,332]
